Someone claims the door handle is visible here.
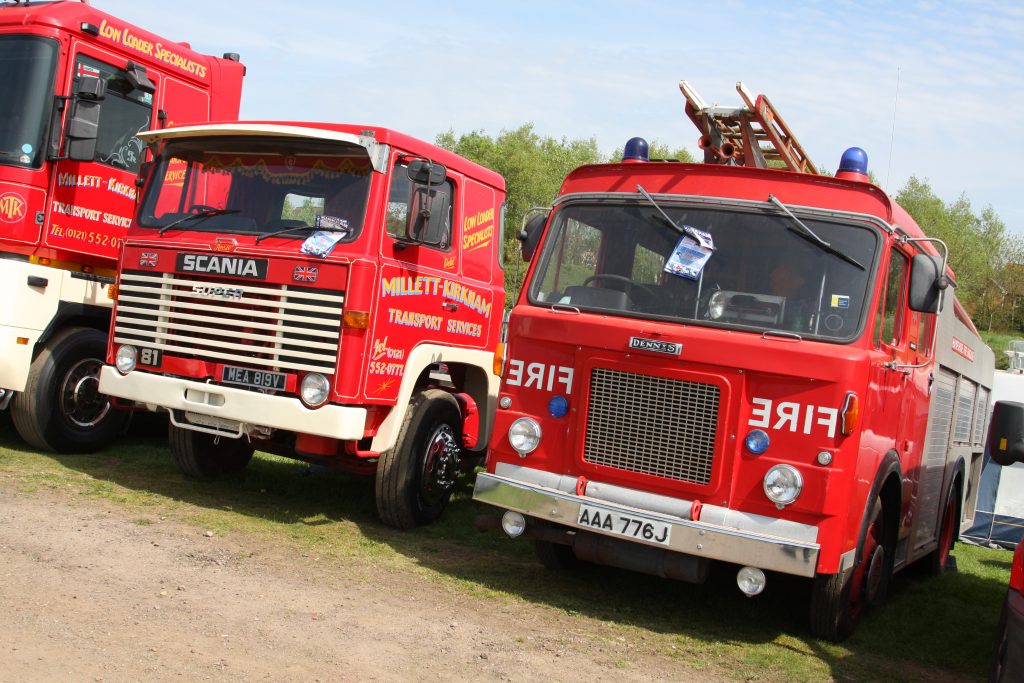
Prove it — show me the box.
[442,301,459,312]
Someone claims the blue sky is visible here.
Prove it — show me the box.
[102,0,1024,235]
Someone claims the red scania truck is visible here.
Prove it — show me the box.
[0,0,244,452]
[473,82,996,640]
[97,121,506,527]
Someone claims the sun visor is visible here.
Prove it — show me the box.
[137,124,389,173]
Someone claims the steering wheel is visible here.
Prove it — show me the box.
[582,273,657,300]
[189,204,220,214]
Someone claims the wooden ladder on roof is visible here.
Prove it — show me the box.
[679,80,818,175]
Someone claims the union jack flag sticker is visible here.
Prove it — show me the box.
[293,265,318,282]
[139,252,158,267]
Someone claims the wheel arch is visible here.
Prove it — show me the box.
[370,343,499,454]
[36,302,111,355]
[843,450,902,573]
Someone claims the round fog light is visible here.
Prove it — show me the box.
[115,344,137,374]
[763,464,803,507]
[508,417,542,456]
[737,566,766,596]
[300,372,330,407]
[501,511,527,538]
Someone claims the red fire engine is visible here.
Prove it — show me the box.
[97,121,506,528]
[474,81,996,640]
[0,0,244,452]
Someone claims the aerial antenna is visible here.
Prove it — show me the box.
[885,66,901,191]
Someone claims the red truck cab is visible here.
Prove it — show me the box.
[98,121,506,527]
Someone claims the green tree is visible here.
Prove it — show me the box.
[436,124,602,301]
[896,176,1022,333]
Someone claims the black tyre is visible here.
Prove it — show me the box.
[375,389,463,529]
[810,498,893,642]
[168,424,253,478]
[10,327,129,453]
[534,540,580,571]
[925,481,959,576]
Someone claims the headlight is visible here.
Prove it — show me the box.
[508,417,542,456]
[763,464,803,507]
[115,344,137,374]
[708,290,727,320]
[300,372,330,407]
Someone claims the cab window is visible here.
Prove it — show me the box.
[875,248,908,347]
[73,55,153,173]
[385,159,454,249]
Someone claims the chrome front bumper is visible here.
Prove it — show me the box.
[473,464,821,577]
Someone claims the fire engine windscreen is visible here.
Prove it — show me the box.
[529,202,879,341]
[0,35,58,169]
[137,136,372,239]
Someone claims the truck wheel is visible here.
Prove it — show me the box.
[534,540,580,571]
[810,498,892,642]
[375,389,463,529]
[168,425,253,478]
[925,482,959,576]
[10,327,129,453]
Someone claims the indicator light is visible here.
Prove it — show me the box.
[744,429,770,455]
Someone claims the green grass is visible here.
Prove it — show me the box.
[0,413,1010,682]
[980,330,1022,370]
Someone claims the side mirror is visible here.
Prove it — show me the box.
[405,185,451,247]
[407,159,447,186]
[518,213,547,262]
[67,75,106,161]
[908,253,947,313]
[989,400,1024,466]
[125,61,155,95]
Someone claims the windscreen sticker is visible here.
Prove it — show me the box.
[830,294,850,309]
[664,234,713,281]
[300,229,347,258]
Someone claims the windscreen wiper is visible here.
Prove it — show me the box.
[159,208,240,235]
[254,224,350,244]
[636,184,686,236]
[767,195,865,271]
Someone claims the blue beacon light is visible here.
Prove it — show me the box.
[837,147,869,181]
[548,395,569,418]
[622,137,649,163]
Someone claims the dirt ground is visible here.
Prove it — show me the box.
[0,481,712,682]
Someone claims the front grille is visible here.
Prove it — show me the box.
[113,270,343,374]
[584,367,720,485]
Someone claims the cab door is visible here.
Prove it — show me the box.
[368,153,464,401]
[45,45,156,262]
[872,244,935,556]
